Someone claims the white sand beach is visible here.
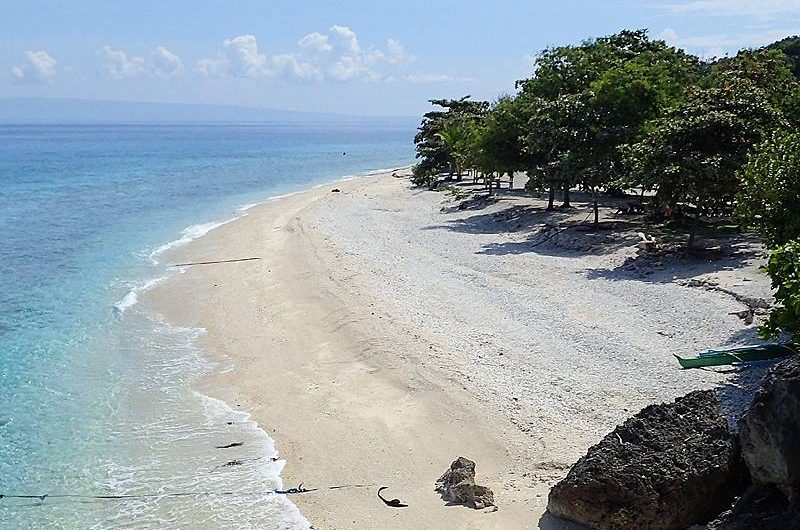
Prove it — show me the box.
[145,169,772,529]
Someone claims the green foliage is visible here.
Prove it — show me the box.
[704,49,800,123]
[766,35,800,78]
[737,131,800,246]
[516,29,700,212]
[625,82,785,216]
[413,96,489,183]
[523,92,596,190]
[411,163,437,187]
[442,186,472,201]
[761,240,800,344]
[518,29,671,99]
[435,118,473,177]
[471,95,532,175]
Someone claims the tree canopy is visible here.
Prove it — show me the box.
[737,131,800,246]
[413,96,488,186]
[625,82,784,217]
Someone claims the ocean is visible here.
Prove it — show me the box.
[0,122,415,529]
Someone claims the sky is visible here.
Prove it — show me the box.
[2,0,800,116]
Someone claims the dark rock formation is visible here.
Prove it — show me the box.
[708,484,800,529]
[547,390,747,530]
[435,457,495,509]
[739,355,800,499]
[709,356,800,528]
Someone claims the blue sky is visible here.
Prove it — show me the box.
[2,0,799,116]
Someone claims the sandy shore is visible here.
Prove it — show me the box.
[145,169,772,529]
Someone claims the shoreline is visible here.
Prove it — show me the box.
[116,165,413,313]
[143,168,771,529]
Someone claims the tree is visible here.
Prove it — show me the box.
[413,96,489,187]
[468,95,534,192]
[760,240,800,345]
[737,131,800,246]
[626,81,785,247]
[435,119,471,180]
[766,35,800,79]
[517,29,700,221]
[523,92,596,209]
[518,30,668,100]
[704,49,800,122]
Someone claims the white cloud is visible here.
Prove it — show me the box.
[273,53,324,81]
[402,73,468,84]
[659,0,800,17]
[196,57,228,78]
[11,50,57,84]
[298,32,332,54]
[659,26,799,56]
[330,25,361,55]
[659,28,680,44]
[197,26,418,83]
[386,39,412,63]
[195,34,320,80]
[100,45,185,79]
[223,34,270,77]
[150,46,184,78]
[100,45,145,79]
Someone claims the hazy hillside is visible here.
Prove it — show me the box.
[0,98,417,125]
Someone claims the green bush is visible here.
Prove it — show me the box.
[737,131,800,246]
[410,164,437,188]
[761,240,800,344]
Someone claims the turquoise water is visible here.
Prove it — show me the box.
[0,123,415,529]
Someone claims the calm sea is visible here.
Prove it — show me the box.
[0,122,415,529]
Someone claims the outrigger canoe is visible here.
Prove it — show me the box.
[674,343,797,369]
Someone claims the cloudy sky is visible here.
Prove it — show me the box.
[2,0,799,116]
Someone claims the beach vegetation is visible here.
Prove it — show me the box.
[413,96,489,186]
[516,29,700,220]
[625,81,785,246]
[737,131,800,247]
[761,241,800,345]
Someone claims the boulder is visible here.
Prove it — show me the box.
[708,484,800,529]
[738,356,800,499]
[547,390,747,530]
[435,457,495,509]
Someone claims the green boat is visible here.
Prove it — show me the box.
[674,343,797,369]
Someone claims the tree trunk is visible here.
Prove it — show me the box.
[507,171,514,189]
[488,174,494,196]
[687,215,697,250]
[562,183,571,208]
[593,187,599,226]
[547,185,556,210]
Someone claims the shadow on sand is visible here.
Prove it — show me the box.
[582,238,761,284]
[537,512,592,530]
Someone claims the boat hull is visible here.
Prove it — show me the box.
[674,344,796,369]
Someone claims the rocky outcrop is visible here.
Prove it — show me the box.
[708,484,800,529]
[435,457,495,509]
[709,356,800,528]
[739,355,800,499]
[547,390,747,530]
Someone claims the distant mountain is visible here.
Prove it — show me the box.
[0,98,417,125]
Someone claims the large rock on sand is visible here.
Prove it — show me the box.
[709,356,800,529]
[435,457,495,509]
[708,484,800,529]
[547,390,746,530]
[739,355,800,499]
